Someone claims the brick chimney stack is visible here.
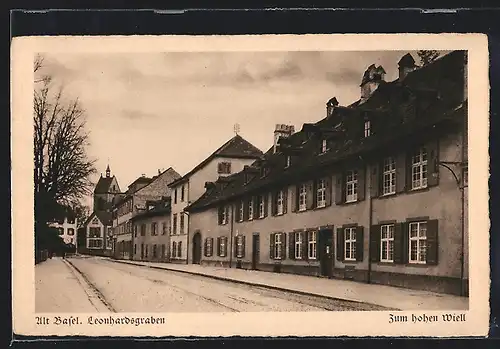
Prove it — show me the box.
[360,64,386,104]
[273,124,295,154]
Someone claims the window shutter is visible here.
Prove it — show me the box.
[370,163,380,198]
[241,236,246,258]
[217,237,221,256]
[264,193,269,218]
[243,200,249,221]
[426,219,439,265]
[223,237,228,257]
[325,176,332,206]
[312,180,318,208]
[303,231,309,261]
[315,230,320,258]
[204,239,207,257]
[210,238,214,256]
[357,166,366,201]
[393,223,404,264]
[234,236,238,258]
[291,186,297,212]
[270,233,275,260]
[427,140,440,187]
[283,187,288,214]
[271,191,277,216]
[370,225,381,262]
[217,207,223,225]
[281,233,287,260]
[402,223,409,264]
[288,232,295,259]
[335,173,344,205]
[306,180,315,210]
[395,152,407,193]
[252,196,257,219]
[355,226,364,261]
[336,228,344,261]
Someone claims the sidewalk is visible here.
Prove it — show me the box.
[109,258,469,311]
[35,257,99,312]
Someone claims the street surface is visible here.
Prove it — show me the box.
[36,255,386,312]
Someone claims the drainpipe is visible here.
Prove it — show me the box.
[229,203,234,268]
[367,161,373,284]
[185,211,190,265]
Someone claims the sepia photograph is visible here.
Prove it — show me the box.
[11,34,489,337]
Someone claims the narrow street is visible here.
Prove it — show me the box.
[36,255,386,313]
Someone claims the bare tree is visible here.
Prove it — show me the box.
[34,55,96,228]
[417,50,440,66]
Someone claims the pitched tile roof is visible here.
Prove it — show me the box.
[94,176,115,194]
[186,50,466,212]
[168,134,263,187]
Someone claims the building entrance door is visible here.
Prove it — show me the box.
[252,234,260,270]
[319,229,333,278]
[192,232,202,264]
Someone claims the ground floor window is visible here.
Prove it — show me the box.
[218,237,227,257]
[177,241,182,258]
[380,224,395,262]
[344,228,356,261]
[236,235,245,258]
[409,221,427,264]
[274,233,283,259]
[161,244,166,258]
[134,244,137,254]
[308,231,317,260]
[172,242,177,258]
[153,244,157,258]
[145,245,149,258]
[88,239,102,248]
[294,232,303,259]
[205,238,214,257]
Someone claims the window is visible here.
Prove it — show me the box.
[409,221,427,264]
[67,217,75,224]
[238,201,244,222]
[181,185,185,202]
[205,238,213,257]
[219,237,226,257]
[346,170,358,203]
[364,120,371,137]
[134,244,137,255]
[180,214,185,234]
[411,147,428,190]
[218,162,232,174]
[219,206,228,225]
[380,224,395,262]
[89,227,101,238]
[178,241,182,258]
[172,214,177,234]
[294,232,303,259]
[134,225,137,237]
[236,235,244,258]
[145,245,148,258]
[308,231,317,259]
[277,190,285,215]
[298,183,307,211]
[274,233,283,259]
[344,228,356,261]
[174,189,178,204]
[258,195,265,218]
[172,242,177,258]
[321,139,328,153]
[106,233,113,249]
[316,179,326,208]
[382,157,396,195]
[162,222,166,235]
[285,156,291,168]
[91,217,99,225]
[67,228,75,236]
[153,244,157,258]
[151,222,157,236]
[161,244,166,258]
[88,239,102,248]
[140,224,146,236]
[248,198,254,220]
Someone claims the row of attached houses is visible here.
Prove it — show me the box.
[82,50,468,297]
[182,50,469,296]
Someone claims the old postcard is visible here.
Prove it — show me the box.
[11,33,489,337]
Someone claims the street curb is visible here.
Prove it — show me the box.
[107,258,397,311]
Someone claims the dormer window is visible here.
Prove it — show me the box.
[364,120,371,137]
[218,162,231,174]
[285,156,291,168]
[320,139,328,154]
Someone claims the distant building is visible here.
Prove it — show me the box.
[82,165,121,256]
[186,51,468,296]
[131,197,171,262]
[112,167,181,260]
[168,134,263,264]
[47,206,78,248]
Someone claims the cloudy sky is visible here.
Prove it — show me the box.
[37,49,447,207]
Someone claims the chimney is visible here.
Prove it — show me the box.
[273,124,295,154]
[326,97,339,117]
[398,53,417,81]
[360,64,386,103]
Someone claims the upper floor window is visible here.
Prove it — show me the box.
[320,139,328,154]
[172,214,177,234]
[218,206,228,225]
[316,179,326,208]
[248,198,254,221]
[180,213,185,233]
[238,201,244,222]
[346,170,358,203]
[218,162,232,174]
[91,217,99,225]
[151,222,157,236]
[409,221,427,264]
[298,183,307,211]
[276,190,285,215]
[162,222,167,235]
[89,227,101,238]
[382,157,396,195]
[67,228,74,236]
[181,185,185,202]
[364,120,371,137]
[141,224,146,236]
[258,195,265,218]
[174,188,178,204]
[411,147,428,190]
[380,224,394,262]
[344,227,357,261]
